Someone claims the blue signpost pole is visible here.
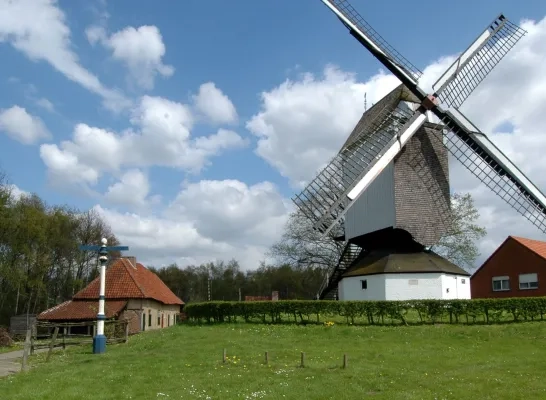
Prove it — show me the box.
[79,238,129,354]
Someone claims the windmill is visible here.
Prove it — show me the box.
[293,0,546,300]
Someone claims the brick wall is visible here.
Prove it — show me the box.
[393,122,450,247]
[471,238,546,298]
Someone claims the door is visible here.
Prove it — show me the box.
[142,313,146,331]
[161,314,164,328]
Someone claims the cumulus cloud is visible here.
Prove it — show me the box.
[86,24,174,90]
[8,184,29,201]
[94,179,291,269]
[0,0,131,112]
[104,169,151,209]
[193,82,238,124]
[245,16,546,268]
[246,65,400,188]
[39,95,248,188]
[0,105,51,144]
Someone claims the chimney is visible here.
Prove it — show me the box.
[125,256,137,268]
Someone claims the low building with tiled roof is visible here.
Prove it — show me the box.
[338,247,471,301]
[38,257,184,334]
[471,235,546,298]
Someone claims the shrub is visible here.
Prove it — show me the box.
[183,297,546,326]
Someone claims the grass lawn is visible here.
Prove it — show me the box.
[0,343,22,354]
[1,321,546,399]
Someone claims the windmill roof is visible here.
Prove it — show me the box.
[73,258,184,305]
[343,250,471,278]
[37,300,127,321]
[340,84,420,151]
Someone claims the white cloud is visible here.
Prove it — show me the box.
[36,98,55,113]
[246,65,400,188]
[245,16,546,268]
[8,184,29,201]
[40,95,248,188]
[87,24,174,90]
[193,82,238,124]
[104,169,151,208]
[94,179,291,269]
[0,0,130,112]
[0,105,51,144]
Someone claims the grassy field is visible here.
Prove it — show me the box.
[2,321,546,399]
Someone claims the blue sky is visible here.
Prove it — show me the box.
[1,0,546,269]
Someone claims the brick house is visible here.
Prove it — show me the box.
[37,257,184,334]
[470,236,546,298]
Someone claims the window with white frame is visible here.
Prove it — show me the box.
[492,276,510,291]
[519,273,538,290]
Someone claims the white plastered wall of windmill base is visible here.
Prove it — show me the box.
[337,273,471,301]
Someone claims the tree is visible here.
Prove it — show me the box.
[431,192,487,271]
[269,192,487,273]
[0,169,121,325]
[267,209,344,270]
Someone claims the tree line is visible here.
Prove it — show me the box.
[0,166,486,325]
[0,172,120,326]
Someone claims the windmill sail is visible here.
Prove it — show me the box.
[435,110,546,233]
[321,0,423,89]
[293,88,425,236]
[432,14,526,109]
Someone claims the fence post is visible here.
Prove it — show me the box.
[21,328,31,372]
[46,326,59,363]
[30,325,35,355]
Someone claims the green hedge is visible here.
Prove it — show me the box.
[183,298,546,325]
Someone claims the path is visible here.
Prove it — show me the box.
[0,348,57,378]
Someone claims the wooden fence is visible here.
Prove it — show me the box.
[20,320,129,372]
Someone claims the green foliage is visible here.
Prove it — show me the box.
[184,297,546,325]
[432,192,487,270]
[0,169,119,325]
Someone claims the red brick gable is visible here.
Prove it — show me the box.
[74,258,183,305]
[37,300,127,321]
[511,236,546,260]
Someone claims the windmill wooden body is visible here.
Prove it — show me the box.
[293,0,546,300]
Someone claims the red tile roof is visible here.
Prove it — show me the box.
[73,258,184,305]
[510,236,546,260]
[37,300,127,321]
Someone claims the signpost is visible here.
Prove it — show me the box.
[79,238,129,354]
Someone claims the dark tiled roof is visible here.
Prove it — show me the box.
[73,258,184,305]
[343,250,471,278]
[37,300,127,321]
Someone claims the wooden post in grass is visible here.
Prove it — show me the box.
[265,351,269,365]
[30,328,35,355]
[223,348,227,363]
[300,352,305,368]
[343,354,348,369]
[21,328,31,372]
[124,321,129,343]
[46,326,59,363]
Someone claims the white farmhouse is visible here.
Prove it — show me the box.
[337,249,471,301]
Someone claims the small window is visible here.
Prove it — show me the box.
[361,280,367,290]
[519,273,538,290]
[461,279,466,284]
[492,276,510,291]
